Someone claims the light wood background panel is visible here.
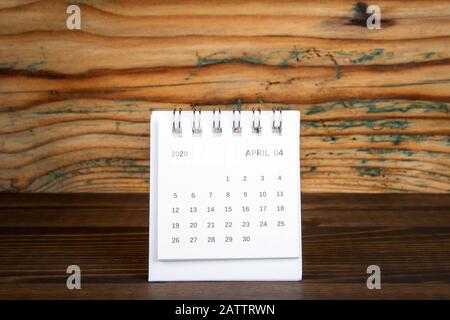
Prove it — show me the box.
[0,0,449,193]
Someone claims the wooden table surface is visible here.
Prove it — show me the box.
[1,193,449,299]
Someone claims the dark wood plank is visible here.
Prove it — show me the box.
[0,193,449,299]
[2,283,450,300]
[2,193,450,227]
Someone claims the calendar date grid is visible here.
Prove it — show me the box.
[167,174,290,245]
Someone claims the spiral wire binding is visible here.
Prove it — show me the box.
[172,107,283,136]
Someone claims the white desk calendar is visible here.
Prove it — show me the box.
[149,109,302,281]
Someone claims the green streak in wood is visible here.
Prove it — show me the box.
[0,62,18,69]
[26,60,47,72]
[0,57,21,70]
[303,119,408,130]
[350,48,384,64]
[289,48,302,60]
[353,166,386,177]
[366,101,449,114]
[334,50,352,57]
[305,100,349,115]
[305,100,449,116]
[332,59,341,79]
[103,158,135,167]
[333,49,391,62]
[329,151,349,156]
[278,59,289,67]
[358,148,414,157]
[370,134,425,146]
[424,52,437,59]
[34,108,77,115]
[306,106,328,115]
[48,170,67,180]
[197,56,262,67]
[383,120,409,130]
[236,99,243,111]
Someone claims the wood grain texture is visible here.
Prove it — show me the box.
[0,0,449,193]
[0,193,449,299]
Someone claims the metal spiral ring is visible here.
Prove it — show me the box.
[252,108,262,134]
[212,109,222,134]
[272,109,282,134]
[232,110,241,135]
[192,109,202,136]
[172,108,182,136]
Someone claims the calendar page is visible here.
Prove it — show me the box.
[153,110,301,261]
